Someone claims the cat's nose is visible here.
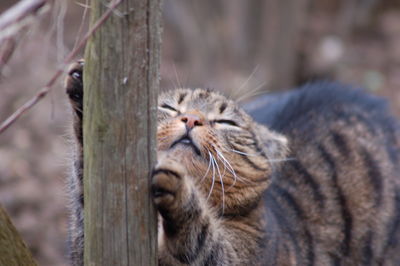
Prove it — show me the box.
[181,114,203,129]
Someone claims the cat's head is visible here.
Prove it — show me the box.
[157,88,288,213]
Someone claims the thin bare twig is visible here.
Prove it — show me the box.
[0,38,16,67]
[0,0,47,30]
[0,0,50,71]
[73,0,90,51]
[0,0,49,44]
[0,0,123,134]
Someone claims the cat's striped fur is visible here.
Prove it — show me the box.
[66,61,400,265]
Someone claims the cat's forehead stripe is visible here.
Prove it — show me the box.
[160,89,236,114]
[177,92,187,104]
[219,102,227,114]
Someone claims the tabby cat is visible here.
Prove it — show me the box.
[65,61,400,266]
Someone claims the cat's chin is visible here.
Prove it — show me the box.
[169,138,202,156]
[169,143,202,157]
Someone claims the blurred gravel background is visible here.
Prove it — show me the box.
[0,0,399,265]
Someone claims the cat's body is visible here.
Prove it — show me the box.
[246,84,400,265]
[65,62,400,266]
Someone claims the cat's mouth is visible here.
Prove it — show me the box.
[170,134,201,156]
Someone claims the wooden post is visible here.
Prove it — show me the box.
[83,0,161,265]
[0,206,37,266]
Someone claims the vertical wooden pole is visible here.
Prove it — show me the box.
[83,0,161,265]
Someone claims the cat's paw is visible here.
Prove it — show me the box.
[65,59,84,110]
[151,155,189,217]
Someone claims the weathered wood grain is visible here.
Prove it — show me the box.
[83,0,161,265]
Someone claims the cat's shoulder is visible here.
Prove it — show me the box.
[243,82,395,132]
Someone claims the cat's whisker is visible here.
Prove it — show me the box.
[229,148,296,163]
[216,149,237,189]
[201,151,213,183]
[173,64,183,89]
[232,64,260,100]
[218,148,255,183]
[207,152,216,201]
[211,152,225,213]
[236,81,267,103]
[214,148,263,185]
[213,149,227,177]
[166,73,178,89]
[73,106,83,113]
[229,148,262,157]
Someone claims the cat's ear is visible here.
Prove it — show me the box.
[254,123,289,162]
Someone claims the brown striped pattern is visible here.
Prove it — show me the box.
[65,62,400,265]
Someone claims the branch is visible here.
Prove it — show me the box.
[0,0,50,72]
[0,0,47,29]
[0,0,49,44]
[0,0,123,135]
[0,38,16,67]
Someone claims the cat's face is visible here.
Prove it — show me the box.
[157,88,288,211]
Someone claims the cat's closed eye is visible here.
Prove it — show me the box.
[160,103,179,113]
[213,119,240,127]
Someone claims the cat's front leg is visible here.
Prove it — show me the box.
[151,152,196,223]
[65,60,85,266]
[152,152,237,266]
[65,59,84,145]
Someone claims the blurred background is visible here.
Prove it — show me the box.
[0,0,399,265]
